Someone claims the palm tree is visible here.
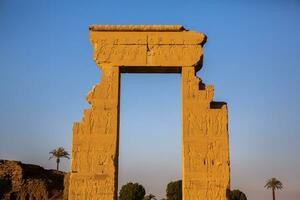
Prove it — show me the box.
[49,147,70,171]
[265,177,283,200]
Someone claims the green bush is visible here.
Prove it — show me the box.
[119,182,146,200]
[229,189,247,200]
[166,180,182,200]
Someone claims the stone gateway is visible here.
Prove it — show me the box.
[69,25,230,200]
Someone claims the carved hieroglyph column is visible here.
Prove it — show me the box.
[182,67,230,200]
[69,66,120,200]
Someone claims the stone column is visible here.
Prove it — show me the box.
[69,66,120,200]
[181,67,230,200]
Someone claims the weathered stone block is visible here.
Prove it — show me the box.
[69,25,230,200]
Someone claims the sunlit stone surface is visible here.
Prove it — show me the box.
[69,25,230,200]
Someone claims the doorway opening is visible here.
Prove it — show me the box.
[118,73,182,199]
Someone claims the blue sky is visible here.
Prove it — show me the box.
[0,0,299,199]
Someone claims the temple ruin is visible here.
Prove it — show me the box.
[69,25,230,200]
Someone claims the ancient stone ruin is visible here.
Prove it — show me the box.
[69,25,230,200]
[0,160,67,200]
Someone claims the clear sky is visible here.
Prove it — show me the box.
[0,0,300,199]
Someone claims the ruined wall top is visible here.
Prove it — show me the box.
[89,25,185,32]
[89,25,206,72]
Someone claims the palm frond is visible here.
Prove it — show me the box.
[49,147,70,159]
[265,177,283,190]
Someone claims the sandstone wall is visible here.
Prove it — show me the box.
[182,67,230,200]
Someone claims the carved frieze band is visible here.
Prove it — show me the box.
[90,31,206,67]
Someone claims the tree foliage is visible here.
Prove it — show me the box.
[49,147,69,171]
[229,189,247,200]
[166,180,182,200]
[119,182,146,200]
[265,178,283,190]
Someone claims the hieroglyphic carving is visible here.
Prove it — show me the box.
[90,29,206,68]
[182,67,230,200]
[69,25,230,200]
[69,66,120,200]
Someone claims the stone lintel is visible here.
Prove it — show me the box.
[89,25,206,71]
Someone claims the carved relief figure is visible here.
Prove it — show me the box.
[69,25,229,200]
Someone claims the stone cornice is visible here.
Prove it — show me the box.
[89,25,185,32]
